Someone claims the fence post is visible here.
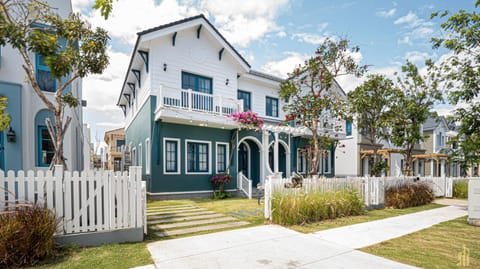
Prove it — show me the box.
[264,178,270,219]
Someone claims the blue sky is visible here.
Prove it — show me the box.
[71,0,477,142]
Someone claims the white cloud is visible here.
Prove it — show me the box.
[77,0,290,47]
[404,51,434,64]
[291,33,335,45]
[200,0,290,47]
[82,47,130,136]
[71,0,93,12]
[395,11,435,45]
[398,36,412,45]
[276,31,287,38]
[261,51,309,78]
[376,8,396,18]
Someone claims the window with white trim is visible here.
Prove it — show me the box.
[216,143,228,173]
[163,138,180,174]
[131,147,137,166]
[138,143,143,169]
[145,138,150,175]
[186,140,210,174]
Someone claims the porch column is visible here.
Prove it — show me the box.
[440,159,446,177]
[274,132,279,174]
[431,160,435,176]
[457,163,461,177]
[286,134,291,178]
[261,131,269,183]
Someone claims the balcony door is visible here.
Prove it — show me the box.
[181,72,213,111]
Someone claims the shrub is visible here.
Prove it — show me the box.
[385,181,434,209]
[0,204,59,267]
[271,189,364,225]
[453,180,468,199]
[210,173,233,199]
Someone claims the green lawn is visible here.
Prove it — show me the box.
[26,242,151,269]
[287,203,444,233]
[26,197,264,269]
[362,217,480,269]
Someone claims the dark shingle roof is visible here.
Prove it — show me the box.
[423,116,444,131]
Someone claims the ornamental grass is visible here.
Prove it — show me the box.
[385,181,434,209]
[271,189,364,225]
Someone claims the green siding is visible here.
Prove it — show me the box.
[150,122,237,193]
[125,96,155,179]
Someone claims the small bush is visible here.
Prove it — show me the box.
[453,180,468,199]
[271,189,364,225]
[385,181,434,209]
[0,204,59,267]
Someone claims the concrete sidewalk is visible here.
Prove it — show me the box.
[145,205,467,268]
[313,205,467,249]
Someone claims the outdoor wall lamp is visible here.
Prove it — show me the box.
[163,63,167,71]
[6,127,16,143]
[225,78,229,86]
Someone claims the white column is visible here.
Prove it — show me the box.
[430,160,434,176]
[274,132,279,174]
[261,131,269,183]
[286,134,291,178]
[441,160,446,177]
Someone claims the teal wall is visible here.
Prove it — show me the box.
[150,122,237,193]
[125,96,155,178]
[290,137,335,177]
[0,81,22,171]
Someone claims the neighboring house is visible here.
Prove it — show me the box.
[104,127,125,171]
[117,15,347,198]
[336,119,426,177]
[0,0,85,171]
[414,116,461,177]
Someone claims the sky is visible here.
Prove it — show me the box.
[71,0,477,143]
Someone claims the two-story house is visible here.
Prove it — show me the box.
[336,119,427,177]
[415,116,461,177]
[117,15,347,199]
[0,0,85,172]
[104,127,125,171]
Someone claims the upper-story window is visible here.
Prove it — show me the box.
[266,96,278,117]
[36,54,56,92]
[182,72,212,94]
[237,90,251,111]
[346,120,352,136]
[117,139,125,152]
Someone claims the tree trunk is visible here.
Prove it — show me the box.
[309,129,320,176]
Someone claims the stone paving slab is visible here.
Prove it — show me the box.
[148,213,225,224]
[313,205,467,249]
[148,225,417,269]
[147,208,205,216]
[147,206,198,212]
[148,205,197,210]
[154,221,250,237]
[147,211,217,220]
[151,217,237,230]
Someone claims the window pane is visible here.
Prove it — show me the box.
[238,90,251,111]
[38,70,55,92]
[266,97,278,117]
[165,141,178,172]
[217,144,226,172]
[39,126,54,166]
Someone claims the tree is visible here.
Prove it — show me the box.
[0,96,11,131]
[280,38,366,175]
[0,0,109,169]
[93,0,115,19]
[390,61,442,176]
[431,1,480,170]
[347,74,397,176]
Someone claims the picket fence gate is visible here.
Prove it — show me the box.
[0,166,146,235]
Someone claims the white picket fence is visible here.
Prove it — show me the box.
[264,175,476,220]
[0,166,146,235]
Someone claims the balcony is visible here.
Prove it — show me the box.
[154,86,243,128]
[158,86,243,115]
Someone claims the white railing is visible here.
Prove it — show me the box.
[158,86,243,116]
[238,171,252,199]
[264,175,479,219]
[0,166,146,235]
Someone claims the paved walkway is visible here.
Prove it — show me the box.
[313,205,467,249]
[145,205,467,268]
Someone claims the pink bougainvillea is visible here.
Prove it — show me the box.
[230,110,264,130]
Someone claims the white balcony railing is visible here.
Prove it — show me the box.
[158,86,243,116]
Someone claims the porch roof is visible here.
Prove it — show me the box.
[261,124,347,140]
